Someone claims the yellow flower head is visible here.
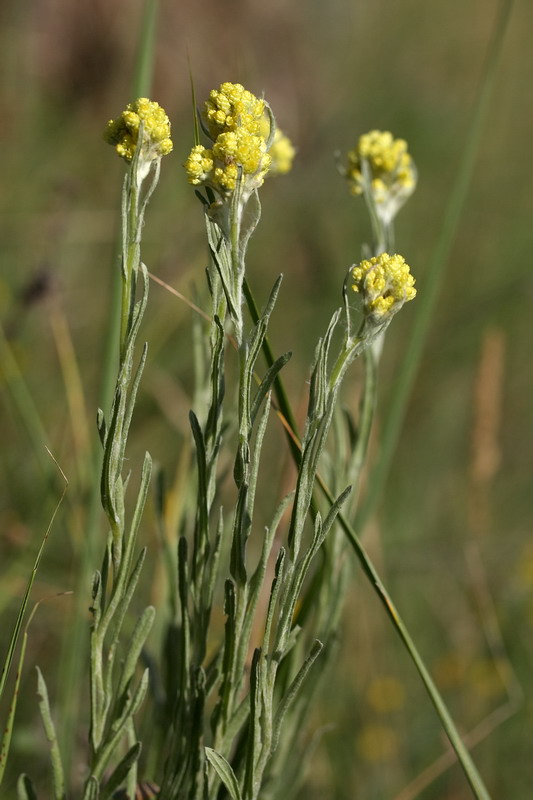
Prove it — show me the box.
[260,115,296,175]
[185,83,276,199]
[345,130,416,222]
[104,98,173,164]
[351,253,416,321]
[185,82,295,212]
[205,82,265,138]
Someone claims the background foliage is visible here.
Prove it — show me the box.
[1,0,532,798]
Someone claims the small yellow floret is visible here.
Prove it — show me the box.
[205,82,265,138]
[351,253,416,320]
[346,130,415,201]
[184,145,214,185]
[104,98,173,163]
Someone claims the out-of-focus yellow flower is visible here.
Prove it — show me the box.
[205,82,265,138]
[366,676,405,714]
[433,652,468,690]
[344,130,416,223]
[104,98,173,166]
[468,658,506,699]
[356,723,399,763]
[351,252,416,322]
[260,116,296,175]
[269,130,296,174]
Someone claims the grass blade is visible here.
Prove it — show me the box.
[0,450,67,701]
[356,0,515,528]
[132,0,158,102]
[0,631,28,786]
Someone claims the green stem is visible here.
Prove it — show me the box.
[348,347,377,499]
[229,198,244,345]
[333,500,491,800]
[328,334,364,390]
[120,181,140,363]
[243,282,491,800]
[242,278,301,466]
[57,1,159,770]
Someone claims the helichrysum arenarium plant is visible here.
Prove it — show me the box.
[2,82,492,800]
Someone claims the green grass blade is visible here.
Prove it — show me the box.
[187,53,200,147]
[327,491,492,799]
[356,0,515,529]
[0,450,67,700]
[132,0,158,102]
[0,321,50,475]
[1,594,70,789]
[0,631,28,786]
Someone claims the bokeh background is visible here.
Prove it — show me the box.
[1,0,532,798]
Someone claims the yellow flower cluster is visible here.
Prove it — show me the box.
[346,130,415,203]
[205,82,265,137]
[184,82,295,196]
[104,98,173,163]
[184,129,271,194]
[351,253,416,320]
[185,82,273,196]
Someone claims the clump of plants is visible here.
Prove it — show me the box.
[0,82,492,800]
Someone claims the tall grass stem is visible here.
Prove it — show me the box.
[356,0,514,529]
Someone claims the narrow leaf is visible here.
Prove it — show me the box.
[36,667,65,800]
[205,748,243,800]
[118,606,155,698]
[251,351,292,425]
[100,742,142,800]
[17,774,38,800]
[272,641,324,752]
[82,776,100,800]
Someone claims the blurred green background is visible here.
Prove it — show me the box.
[1,0,532,797]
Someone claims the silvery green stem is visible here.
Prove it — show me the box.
[85,146,159,798]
